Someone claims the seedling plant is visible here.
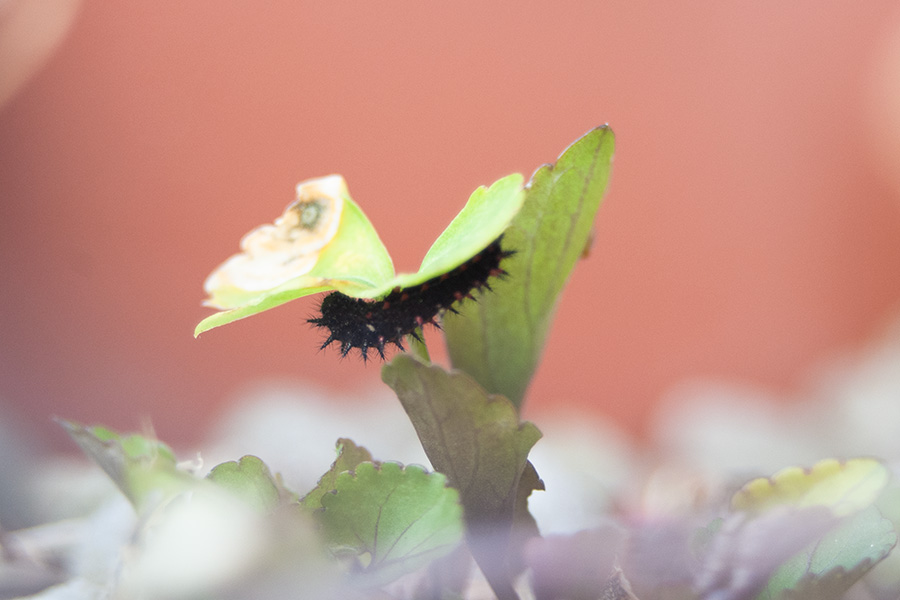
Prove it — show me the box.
[62,127,900,600]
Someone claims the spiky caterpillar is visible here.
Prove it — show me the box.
[308,236,513,360]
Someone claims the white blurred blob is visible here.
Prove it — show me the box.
[1,494,135,599]
[201,380,430,489]
[71,495,136,586]
[653,311,900,482]
[120,487,267,598]
[204,383,637,535]
[525,413,635,534]
[653,381,825,479]
[810,314,900,458]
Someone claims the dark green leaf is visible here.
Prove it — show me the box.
[381,354,541,597]
[382,355,541,525]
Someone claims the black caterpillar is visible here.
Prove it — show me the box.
[308,236,513,361]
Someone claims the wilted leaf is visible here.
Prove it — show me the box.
[196,175,394,335]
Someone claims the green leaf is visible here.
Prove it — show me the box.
[59,420,193,511]
[414,173,524,284]
[443,126,615,409]
[195,284,333,336]
[381,354,541,596]
[300,438,375,511]
[207,455,281,513]
[318,461,464,587]
[356,173,525,299]
[757,506,897,600]
[196,174,524,336]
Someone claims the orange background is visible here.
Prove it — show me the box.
[2,2,900,450]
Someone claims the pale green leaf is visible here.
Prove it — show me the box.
[758,506,897,600]
[207,455,281,513]
[59,420,193,511]
[196,174,523,336]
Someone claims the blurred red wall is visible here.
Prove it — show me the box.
[2,2,900,450]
